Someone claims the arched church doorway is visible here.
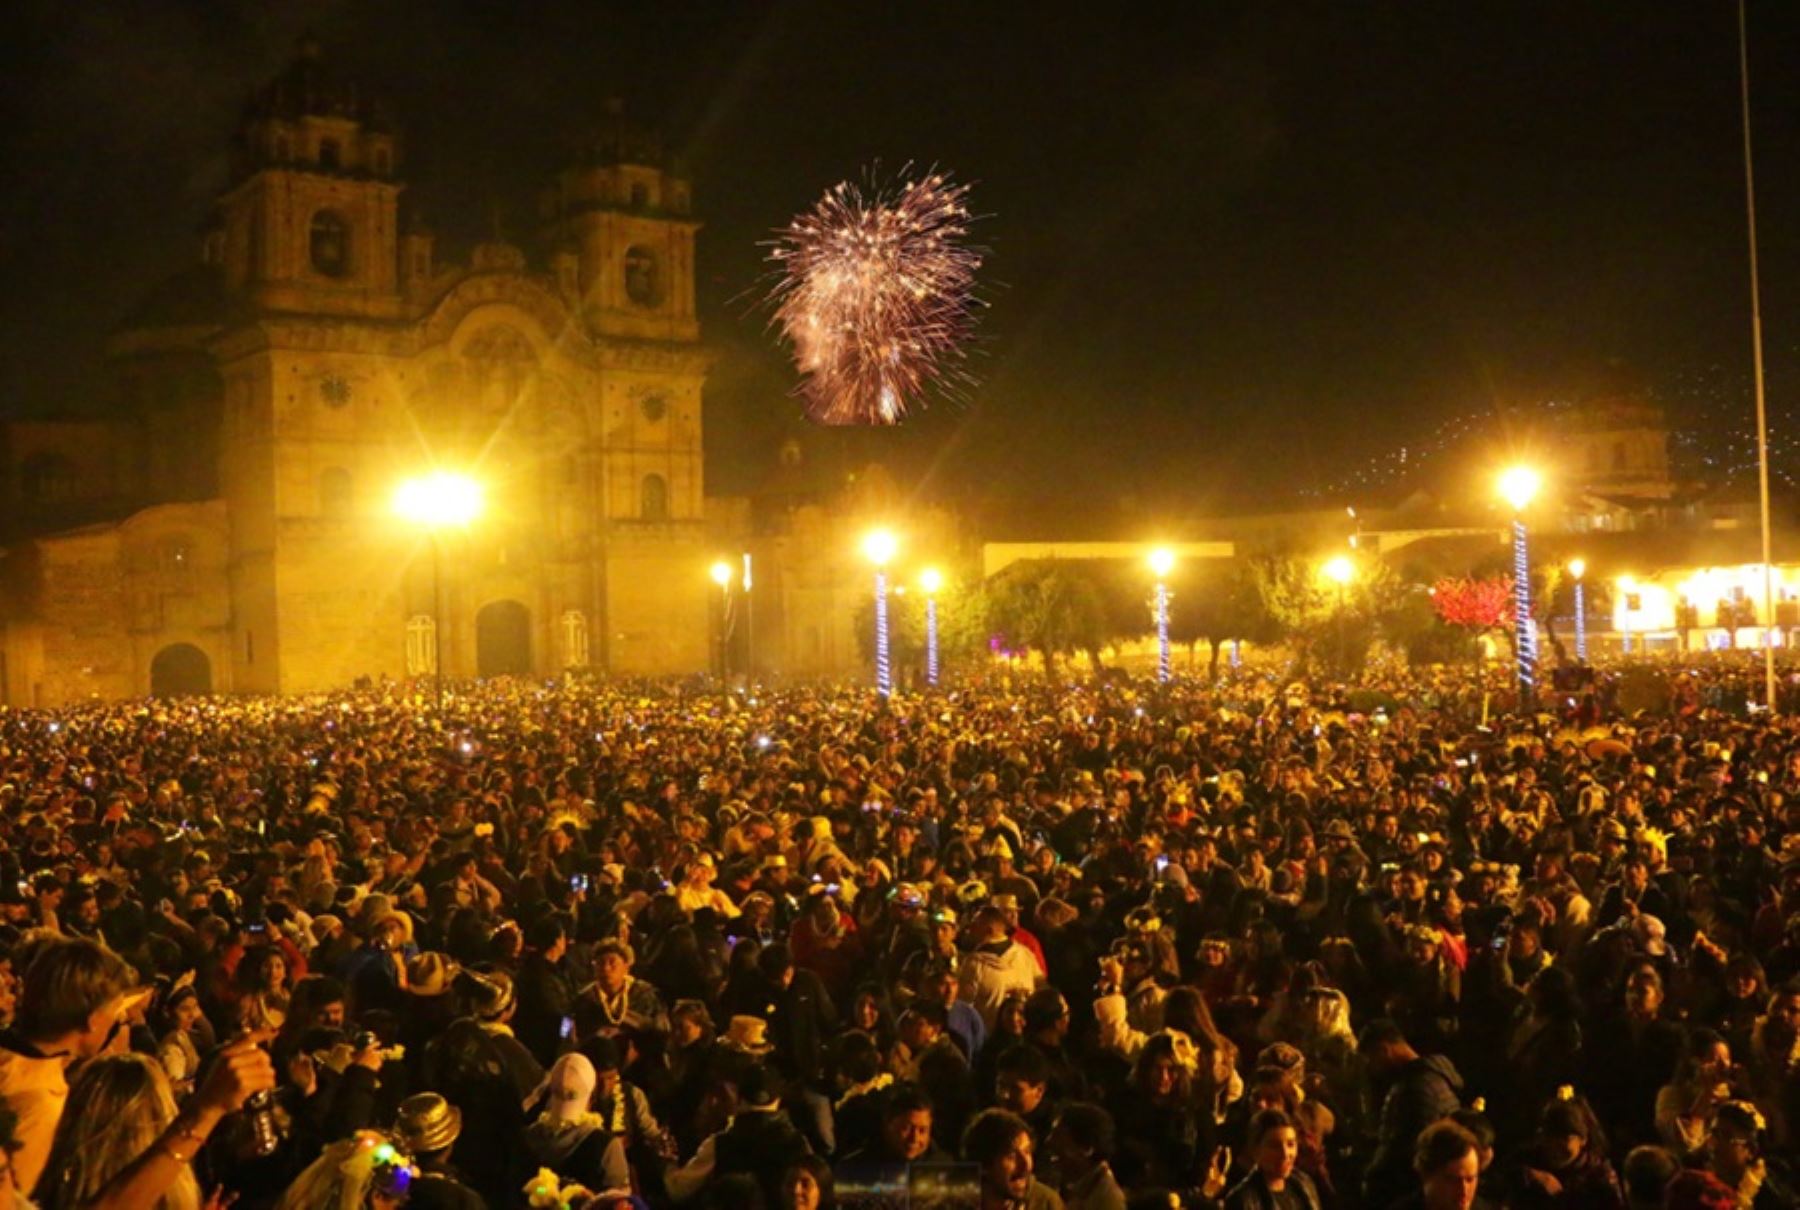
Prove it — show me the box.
[476,600,532,677]
[150,644,212,697]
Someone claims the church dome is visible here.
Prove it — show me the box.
[245,36,391,129]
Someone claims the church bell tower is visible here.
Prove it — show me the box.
[214,39,404,319]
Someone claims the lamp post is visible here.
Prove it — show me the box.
[393,471,484,712]
[1322,555,1354,672]
[1148,548,1175,683]
[1498,466,1543,710]
[862,529,898,696]
[1568,558,1587,662]
[1619,575,1636,655]
[920,567,944,687]
[741,553,755,685]
[710,560,733,681]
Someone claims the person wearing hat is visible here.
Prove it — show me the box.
[674,852,739,920]
[960,904,1042,1032]
[665,1062,811,1206]
[523,1053,632,1195]
[394,1092,484,1210]
[459,968,544,1100]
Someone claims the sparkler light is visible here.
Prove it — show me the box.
[767,169,983,425]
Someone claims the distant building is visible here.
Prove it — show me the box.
[0,42,711,703]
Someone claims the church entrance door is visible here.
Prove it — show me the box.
[476,600,532,677]
[150,644,212,696]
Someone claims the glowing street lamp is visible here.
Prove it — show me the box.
[1568,558,1588,662]
[1321,555,1354,671]
[1498,465,1542,708]
[392,471,484,711]
[709,561,734,681]
[920,567,944,687]
[862,529,899,696]
[1148,548,1176,684]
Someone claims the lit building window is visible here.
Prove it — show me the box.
[405,614,438,676]
[560,610,589,668]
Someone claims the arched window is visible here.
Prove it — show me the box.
[629,182,649,209]
[274,136,290,161]
[318,138,341,170]
[320,466,354,516]
[405,615,438,676]
[21,453,76,505]
[309,211,351,277]
[623,245,659,306]
[560,610,590,669]
[373,147,390,176]
[640,473,669,521]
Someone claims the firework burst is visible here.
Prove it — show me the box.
[767,169,984,425]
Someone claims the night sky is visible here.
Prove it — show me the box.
[5,2,1800,529]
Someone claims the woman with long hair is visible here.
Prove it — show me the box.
[273,1133,417,1210]
[155,985,205,1100]
[1113,1030,1209,1192]
[1655,1028,1738,1161]
[39,1054,200,1210]
[234,946,291,1034]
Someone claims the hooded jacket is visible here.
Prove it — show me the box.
[1363,1053,1464,1206]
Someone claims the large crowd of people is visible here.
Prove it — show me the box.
[0,662,1794,1209]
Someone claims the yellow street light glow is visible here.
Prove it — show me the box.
[920,567,944,595]
[861,528,899,567]
[1497,465,1542,512]
[1322,555,1354,586]
[1568,557,1586,580]
[709,560,733,589]
[1618,574,1637,591]
[392,471,483,527]
[1147,547,1176,579]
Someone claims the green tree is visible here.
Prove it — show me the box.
[1169,560,1274,678]
[983,561,1109,675]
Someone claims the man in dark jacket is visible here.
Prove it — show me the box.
[665,1063,811,1205]
[1358,1018,1464,1208]
[835,1082,951,1190]
[515,916,575,1067]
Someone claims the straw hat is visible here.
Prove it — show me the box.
[406,952,457,997]
[394,1092,463,1154]
[722,1015,774,1055]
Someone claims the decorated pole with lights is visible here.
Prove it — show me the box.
[1569,558,1587,662]
[863,529,898,696]
[1499,467,1542,709]
[1148,548,1175,684]
[921,568,943,687]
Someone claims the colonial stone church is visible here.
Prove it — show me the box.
[0,44,714,703]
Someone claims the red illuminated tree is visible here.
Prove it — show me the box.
[1430,576,1515,634]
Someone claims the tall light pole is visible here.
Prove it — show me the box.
[920,568,944,687]
[1568,558,1588,663]
[1619,575,1636,656]
[1148,548,1175,684]
[1498,466,1542,710]
[862,529,898,696]
[1322,554,1354,672]
[393,471,484,713]
[741,552,755,685]
[710,560,733,681]
[1739,0,1779,712]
